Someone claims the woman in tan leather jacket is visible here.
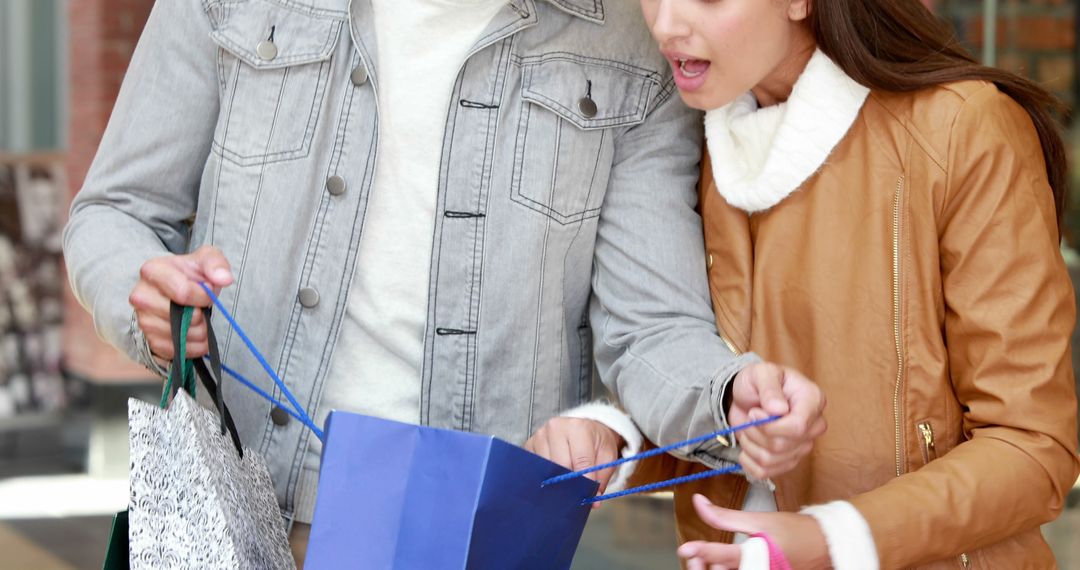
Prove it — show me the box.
[636,0,1080,568]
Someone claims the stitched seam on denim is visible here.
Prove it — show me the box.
[252,0,347,19]
[208,7,341,70]
[284,49,363,499]
[514,52,662,83]
[208,18,338,164]
[210,34,333,69]
[547,0,603,20]
[327,72,377,429]
[209,52,242,245]
[432,67,466,430]
[512,69,603,223]
[276,243,319,512]
[653,76,677,108]
[201,0,232,25]
[299,60,330,155]
[556,128,601,409]
[514,115,609,221]
[469,41,508,420]
[513,199,601,224]
[524,91,647,128]
[468,38,513,427]
[520,58,540,424]
[424,98,450,426]
[279,167,333,514]
[222,59,288,363]
[550,117,562,212]
[611,80,669,148]
[526,192,554,432]
[216,42,228,96]
[211,60,331,165]
[236,64,288,457]
[510,93,532,217]
[513,57,656,129]
[275,50,369,483]
[515,182,603,222]
[473,1,537,47]
[527,83,560,425]
[578,322,591,403]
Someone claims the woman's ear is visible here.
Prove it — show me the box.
[789,0,811,21]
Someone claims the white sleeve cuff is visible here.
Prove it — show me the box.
[737,536,770,570]
[560,401,643,492]
[800,500,879,570]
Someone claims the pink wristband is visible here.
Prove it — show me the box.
[750,532,793,570]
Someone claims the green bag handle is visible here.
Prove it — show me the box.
[158,303,245,458]
[160,306,196,408]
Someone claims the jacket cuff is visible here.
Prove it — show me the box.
[130,309,169,378]
[560,401,642,492]
[692,352,761,469]
[800,500,879,570]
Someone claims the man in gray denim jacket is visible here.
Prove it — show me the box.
[65,0,823,553]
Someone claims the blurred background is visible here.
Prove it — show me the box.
[0,0,1078,568]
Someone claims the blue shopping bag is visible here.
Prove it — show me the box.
[304,412,598,569]
[200,282,776,570]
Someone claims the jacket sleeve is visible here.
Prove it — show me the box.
[849,85,1080,569]
[63,0,221,371]
[589,78,760,467]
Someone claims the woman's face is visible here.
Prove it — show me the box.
[641,0,812,110]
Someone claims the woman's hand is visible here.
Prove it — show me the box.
[679,494,830,570]
[729,363,827,479]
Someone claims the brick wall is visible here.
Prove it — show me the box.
[63,0,155,383]
[941,0,1077,111]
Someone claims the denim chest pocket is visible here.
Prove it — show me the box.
[210,0,343,166]
[512,54,658,224]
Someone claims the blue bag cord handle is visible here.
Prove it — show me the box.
[197,283,325,441]
[543,414,781,505]
[197,281,775,505]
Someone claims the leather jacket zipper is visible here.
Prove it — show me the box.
[891,175,906,477]
[718,331,741,356]
[917,421,937,464]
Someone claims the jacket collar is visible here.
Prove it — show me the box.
[704,49,869,213]
[537,0,604,24]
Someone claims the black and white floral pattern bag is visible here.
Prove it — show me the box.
[125,304,293,569]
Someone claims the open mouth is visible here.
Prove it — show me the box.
[677,57,710,78]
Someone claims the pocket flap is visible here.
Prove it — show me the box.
[520,54,661,130]
[211,0,344,69]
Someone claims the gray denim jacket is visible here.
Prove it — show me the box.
[64,0,757,518]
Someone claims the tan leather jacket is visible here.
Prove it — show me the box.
[633,81,1080,569]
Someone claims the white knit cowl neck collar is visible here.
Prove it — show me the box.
[704,49,870,213]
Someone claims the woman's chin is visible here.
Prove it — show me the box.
[676,89,740,113]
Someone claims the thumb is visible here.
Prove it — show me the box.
[191,246,233,287]
[692,494,757,535]
[750,364,789,416]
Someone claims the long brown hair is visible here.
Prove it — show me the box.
[809,0,1069,232]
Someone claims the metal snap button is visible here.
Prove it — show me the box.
[298,287,320,308]
[256,40,278,61]
[326,175,346,196]
[578,97,597,119]
[350,65,368,86]
[270,406,290,426]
